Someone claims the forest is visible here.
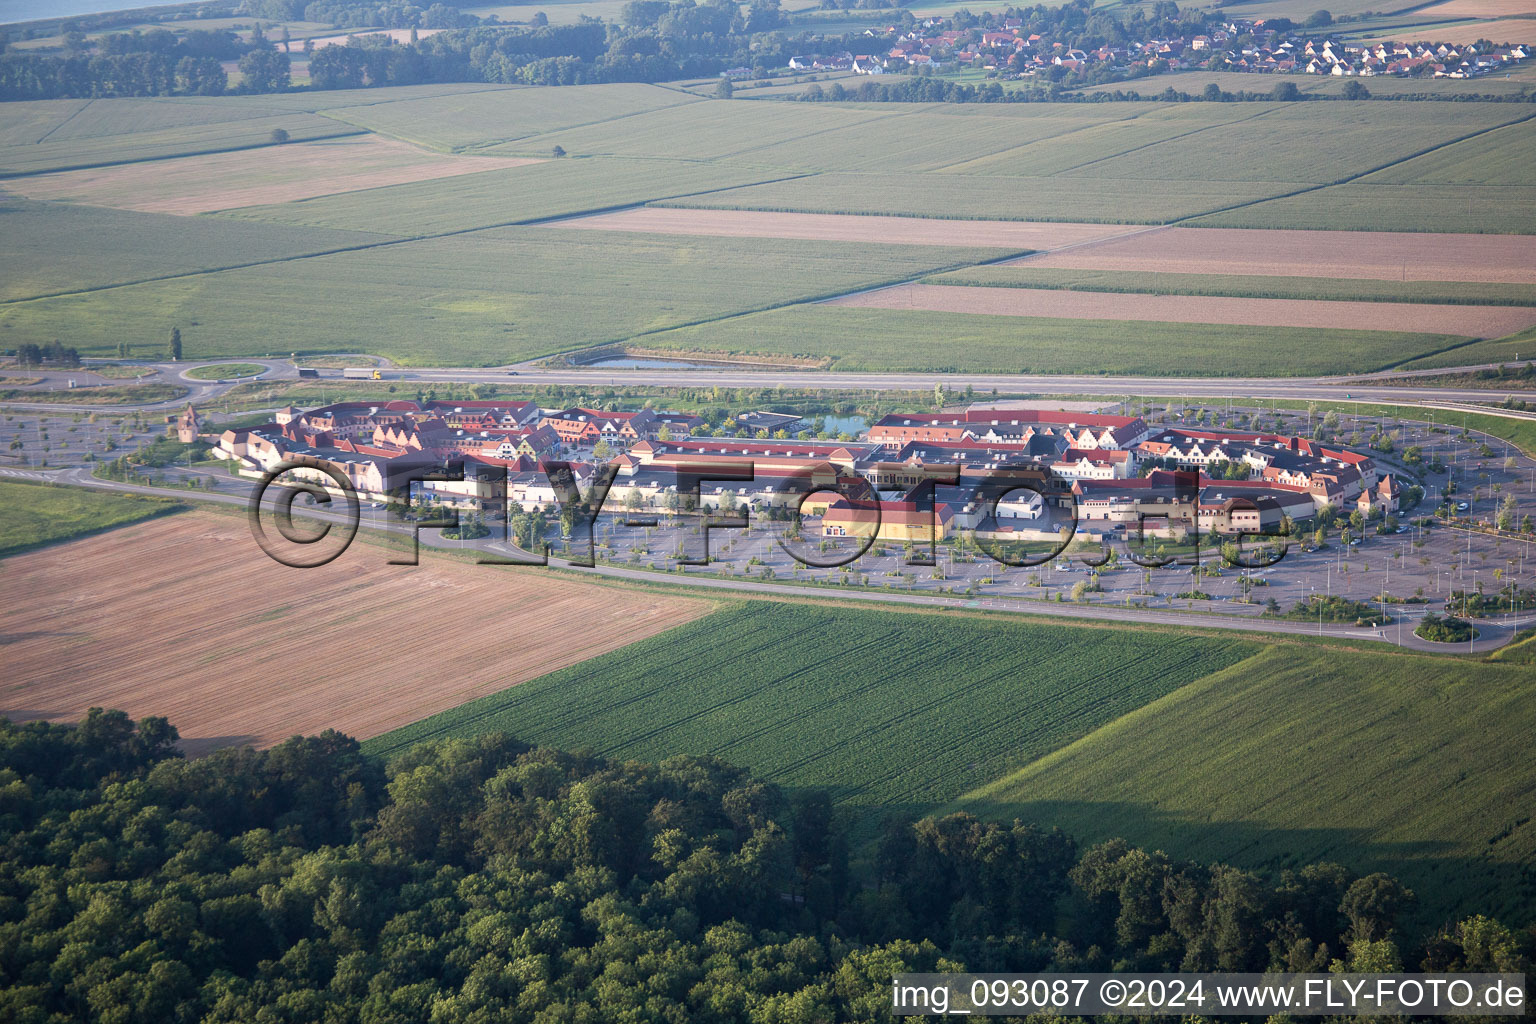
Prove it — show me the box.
[0,711,1529,1022]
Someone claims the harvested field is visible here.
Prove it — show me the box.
[1411,0,1536,17]
[546,207,1136,249]
[1363,16,1536,40]
[0,511,712,754]
[1019,225,1536,284]
[827,282,1536,336]
[9,135,541,215]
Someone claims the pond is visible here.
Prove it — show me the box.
[587,356,719,369]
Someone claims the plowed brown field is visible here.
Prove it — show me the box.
[0,511,710,753]
[546,206,1138,249]
[10,135,541,215]
[1019,226,1536,284]
[829,282,1536,336]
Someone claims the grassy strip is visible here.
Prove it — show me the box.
[182,363,265,380]
[0,479,186,558]
[925,266,1536,307]
[1489,626,1536,664]
[84,364,157,380]
[0,383,187,405]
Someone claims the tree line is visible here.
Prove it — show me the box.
[0,711,1528,1023]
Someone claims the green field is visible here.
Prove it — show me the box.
[0,229,1012,365]
[0,197,395,303]
[223,157,790,235]
[0,111,363,177]
[320,83,698,152]
[1192,182,1536,234]
[0,479,184,557]
[639,305,1465,375]
[182,362,265,379]
[655,170,1307,224]
[2,84,1534,370]
[364,602,1260,828]
[926,266,1536,306]
[958,644,1536,923]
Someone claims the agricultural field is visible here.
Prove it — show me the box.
[546,206,1135,248]
[958,644,1536,924]
[0,228,1011,365]
[489,99,904,163]
[1359,120,1536,187]
[321,83,698,152]
[1062,102,1525,183]
[929,266,1536,306]
[652,171,1304,225]
[1355,16,1536,42]
[1192,182,1536,234]
[1012,225,1536,283]
[0,509,713,754]
[364,602,1261,830]
[0,478,184,558]
[1,84,1533,371]
[222,157,791,235]
[0,197,394,303]
[8,136,543,215]
[0,109,363,177]
[828,282,1536,337]
[641,305,1467,375]
[460,0,635,25]
[1397,322,1536,369]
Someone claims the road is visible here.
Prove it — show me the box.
[3,356,1535,413]
[10,465,1530,654]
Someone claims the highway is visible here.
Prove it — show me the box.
[5,355,1534,413]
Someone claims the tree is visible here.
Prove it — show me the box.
[1497,494,1517,531]
[1305,7,1333,26]
[551,144,566,157]
[269,127,289,144]
[1341,873,1414,943]
[1202,81,1222,102]
[167,327,182,361]
[1340,79,1370,100]
[715,77,734,99]
[237,49,290,93]
[1271,80,1301,101]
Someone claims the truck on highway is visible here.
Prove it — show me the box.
[343,367,382,380]
[297,368,319,378]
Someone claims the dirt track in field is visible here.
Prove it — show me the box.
[0,511,710,753]
[1017,226,1536,284]
[10,135,541,215]
[829,282,1536,336]
[546,206,1137,249]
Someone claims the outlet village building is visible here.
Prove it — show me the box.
[210,402,1396,544]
